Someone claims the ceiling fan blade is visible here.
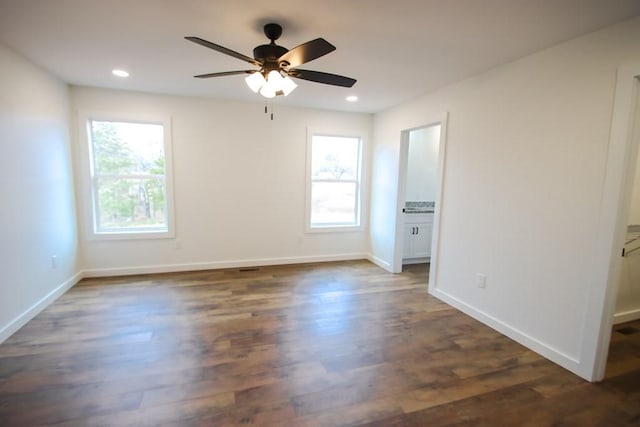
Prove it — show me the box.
[278,38,335,67]
[288,69,356,87]
[185,36,261,67]
[194,70,255,78]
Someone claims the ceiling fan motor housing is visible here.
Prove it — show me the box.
[253,23,289,73]
[253,44,288,70]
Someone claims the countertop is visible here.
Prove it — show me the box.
[404,209,434,214]
[404,201,435,214]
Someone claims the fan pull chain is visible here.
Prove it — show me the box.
[262,100,275,121]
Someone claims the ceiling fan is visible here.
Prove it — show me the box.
[185,23,356,98]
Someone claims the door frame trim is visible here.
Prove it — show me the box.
[392,112,448,290]
[583,62,640,381]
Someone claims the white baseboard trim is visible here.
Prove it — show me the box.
[430,287,583,378]
[0,272,84,344]
[613,308,640,324]
[367,254,393,272]
[402,257,430,265]
[82,253,368,277]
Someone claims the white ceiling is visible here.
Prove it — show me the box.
[1,0,639,113]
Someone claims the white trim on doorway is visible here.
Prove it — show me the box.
[392,113,448,294]
[582,62,640,381]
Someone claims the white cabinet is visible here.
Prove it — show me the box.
[403,214,433,263]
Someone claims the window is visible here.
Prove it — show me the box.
[307,133,363,231]
[84,117,174,238]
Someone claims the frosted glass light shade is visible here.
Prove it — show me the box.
[281,76,297,96]
[259,85,276,98]
[245,72,266,93]
[265,70,284,92]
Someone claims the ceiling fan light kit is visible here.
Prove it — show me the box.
[249,69,298,98]
[186,23,356,100]
[245,71,266,92]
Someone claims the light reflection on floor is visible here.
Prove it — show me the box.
[313,289,355,336]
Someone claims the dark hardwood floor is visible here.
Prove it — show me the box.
[0,261,639,426]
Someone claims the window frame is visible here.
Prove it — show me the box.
[78,112,175,241]
[305,128,366,233]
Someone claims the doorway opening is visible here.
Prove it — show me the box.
[392,114,448,291]
[585,64,640,381]
[615,95,640,327]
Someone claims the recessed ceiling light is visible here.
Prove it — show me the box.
[346,95,358,102]
[112,69,129,78]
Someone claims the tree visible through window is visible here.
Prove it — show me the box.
[309,134,362,228]
[88,120,168,233]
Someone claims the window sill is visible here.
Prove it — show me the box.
[306,224,364,234]
[87,229,175,241]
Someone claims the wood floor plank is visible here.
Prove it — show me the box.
[0,261,639,426]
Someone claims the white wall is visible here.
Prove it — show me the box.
[369,17,640,379]
[71,87,372,275]
[405,125,440,202]
[0,43,79,342]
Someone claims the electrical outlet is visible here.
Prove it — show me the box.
[477,273,486,289]
[175,240,183,250]
[51,255,57,269]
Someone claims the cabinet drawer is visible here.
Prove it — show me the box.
[404,213,433,224]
